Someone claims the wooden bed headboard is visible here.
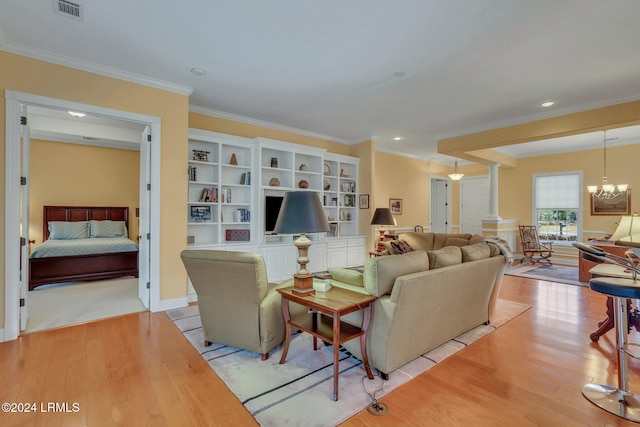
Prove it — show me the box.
[43,206,130,241]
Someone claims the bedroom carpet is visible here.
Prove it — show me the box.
[26,277,146,333]
[167,298,530,427]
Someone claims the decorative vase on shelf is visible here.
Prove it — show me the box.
[230,153,238,165]
[324,180,331,191]
[269,177,280,187]
[270,157,278,168]
[299,164,307,171]
[298,180,309,189]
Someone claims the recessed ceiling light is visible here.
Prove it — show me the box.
[68,111,85,117]
[539,100,556,108]
[394,137,402,141]
[190,67,206,76]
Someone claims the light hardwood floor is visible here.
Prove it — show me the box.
[1,275,639,426]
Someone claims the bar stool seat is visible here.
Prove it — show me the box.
[585,276,640,422]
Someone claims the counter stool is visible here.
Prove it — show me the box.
[585,276,640,422]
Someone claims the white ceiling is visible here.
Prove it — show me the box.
[2,0,640,163]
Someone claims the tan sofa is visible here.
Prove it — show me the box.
[328,236,506,378]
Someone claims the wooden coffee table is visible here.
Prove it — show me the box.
[278,284,376,401]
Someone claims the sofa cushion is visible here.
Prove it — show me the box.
[364,250,429,297]
[469,234,484,245]
[433,233,472,249]
[390,240,413,254]
[329,268,364,287]
[443,237,470,247]
[460,243,492,262]
[398,232,435,252]
[427,246,462,269]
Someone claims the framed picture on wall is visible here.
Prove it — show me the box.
[359,194,369,209]
[590,189,631,215]
[389,198,402,215]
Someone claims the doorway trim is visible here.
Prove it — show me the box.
[4,90,161,342]
[429,175,451,233]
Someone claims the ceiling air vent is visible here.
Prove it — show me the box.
[53,0,83,21]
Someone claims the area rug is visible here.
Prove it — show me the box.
[505,263,585,287]
[167,299,530,426]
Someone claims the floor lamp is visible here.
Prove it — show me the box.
[274,191,330,296]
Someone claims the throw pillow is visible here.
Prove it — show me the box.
[390,240,413,254]
[328,268,364,287]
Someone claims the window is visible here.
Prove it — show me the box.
[533,172,582,244]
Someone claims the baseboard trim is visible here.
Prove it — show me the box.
[187,293,198,303]
[159,297,189,312]
[0,328,5,342]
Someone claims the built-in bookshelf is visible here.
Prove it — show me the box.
[323,152,359,237]
[187,130,256,247]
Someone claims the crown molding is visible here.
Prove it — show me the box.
[436,94,640,140]
[0,40,193,96]
[189,105,352,145]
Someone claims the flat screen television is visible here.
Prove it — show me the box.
[265,196,284,233]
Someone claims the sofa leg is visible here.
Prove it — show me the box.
[261,353,269,361]
[204,340,212,347]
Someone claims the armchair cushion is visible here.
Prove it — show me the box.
[329,268,364,287]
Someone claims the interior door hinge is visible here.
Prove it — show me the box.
[20,176,27,185]
[147,183,151,191]
[20,298,25,307]
[147,134,151,142]
[146,233,151,240]
[20,237,26,246]
[146,282,151,289]
[20,116,27,125]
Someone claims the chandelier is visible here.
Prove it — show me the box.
[587,130,627,199]
[448,159,464,181]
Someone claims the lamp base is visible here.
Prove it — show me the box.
[292,272,315,296]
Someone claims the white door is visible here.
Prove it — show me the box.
[19,105,31,331]
[460,176,489,235]
[430,178,448,233]
[137,126,151,308]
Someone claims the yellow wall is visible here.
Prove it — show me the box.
[498,144,640,239]
[29,140,140,246]
[1,51,188,329]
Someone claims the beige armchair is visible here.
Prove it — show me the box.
[180,249,294,360]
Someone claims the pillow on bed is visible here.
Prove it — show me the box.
[90,220,128,238]
[48,221,90,240]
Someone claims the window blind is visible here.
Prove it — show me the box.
[535,174,580,209]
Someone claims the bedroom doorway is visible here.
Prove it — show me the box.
[5,91,161,341]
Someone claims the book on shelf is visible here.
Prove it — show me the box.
[239,171,251,185]
[198,187,218,202]
[188,166,197,181]
[221,188,232,203]
[233,208,250,222]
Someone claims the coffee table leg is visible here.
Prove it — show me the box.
[333,313,340,401]
[279,297,292,364]
[360,305,374,379]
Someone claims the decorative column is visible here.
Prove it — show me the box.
[486,163,501,220]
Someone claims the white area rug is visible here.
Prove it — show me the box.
[26,277,146,333]
[167,299,529,426]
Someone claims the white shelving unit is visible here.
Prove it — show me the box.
[186,130,365,284]
[323,153,359,238]
[187,130,257,248]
